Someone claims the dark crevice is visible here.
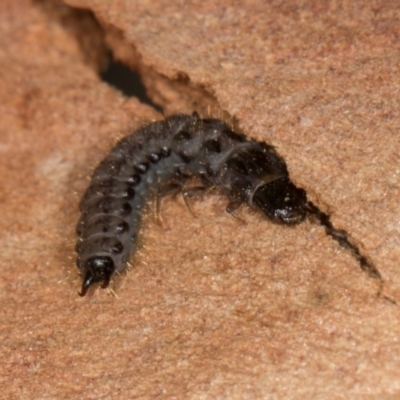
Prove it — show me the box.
[306,201,396,304]
[33,1,228,119]
[100,52,163,113]
[33,0,164,113]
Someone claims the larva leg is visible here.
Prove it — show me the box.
[156,182,184,223]
[226,197,246,223]
[181,186,208,217]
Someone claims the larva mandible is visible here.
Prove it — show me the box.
[76,112,383,297]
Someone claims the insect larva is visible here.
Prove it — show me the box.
[76,112,385,297]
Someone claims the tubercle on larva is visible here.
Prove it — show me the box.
[75,112,387,300]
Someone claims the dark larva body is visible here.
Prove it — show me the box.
[76,112,384,298]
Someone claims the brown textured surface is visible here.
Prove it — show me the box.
[2,0,400,398]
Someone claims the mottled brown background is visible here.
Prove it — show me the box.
[1,0,400,398]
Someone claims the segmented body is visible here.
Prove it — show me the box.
[77,112,385,298]
[76,113,307,295]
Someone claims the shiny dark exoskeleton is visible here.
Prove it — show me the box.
[76,112,384,297]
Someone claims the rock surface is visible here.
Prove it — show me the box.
[2,0,400,398]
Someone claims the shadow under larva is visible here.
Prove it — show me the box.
[75,112,387,300]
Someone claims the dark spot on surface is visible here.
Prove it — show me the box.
[118,202,132,217]
[309,288,330,307]
[127,174,141,185]
[176,71,190,83]
[76,225,83,236]
[148,152,160,163]
[111,241,124,254]
[226,157,248,174]
[100,54,163,112]
[135,162,149,174]
[115,221,129,234]
[174,130,192,142]
[161,146,171,157]
[123,186,135,200]
[179,152,192,163]
[203,139,221,153]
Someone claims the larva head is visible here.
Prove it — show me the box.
[253,177,307,224]
[79,256,115,296]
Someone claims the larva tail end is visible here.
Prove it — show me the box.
[78,270,95,297]
[78,256,115,297]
